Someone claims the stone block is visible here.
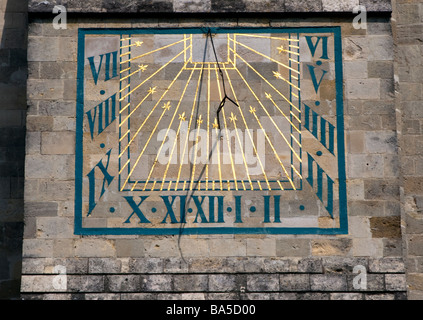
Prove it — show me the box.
[85,293,121,300]
[322,0,359,11]
[364,131,397,154]
[322,257,369,273]
[74,239,115,258]
[297,292,330,300]
[360,0,391,12]
[408,235,423,256]
[67,275,105,292]
[296,258,323,273]
[368,36,393,61]
[27,79,64,100]
[22,239,54,258]
[347,273,385,291]
[382,239,403,257]
[352,238,383,257]
[25,155,74,180]
[142,274,173,292]
[21,275,62,293]
[115,239,145,258]
[365,293,395,300]
[330,293,363,300]
[348,131,365,153]
[143,239,179,257]
[106,275,141,292]
[279,274,310,291]
[345,79,380,100]
[368,61,393,79]
[173,274,208,292]
[39,61,76,80]
[209,239,246,256]
[89,258,122,274]
[385,274,407,291]
[52,239,75,258]
[348,154,384,178]
[27,40,59,62]
[276,239,310,257]
[26,132,41,155]
[246,239,276,256]
[404,176,423,195]
[129,258,163,273]
[364,180,399,200]
[311,238,352,256]
[344,61,368,79]
[36,217,73,238]
[408,273,423,291]
[285,0,322,12]
[310,274,347,291]
[26,115,54,132]
[173,0,211,12]
[247,274,279,292]
[163,257,189,273]
[369,216,401,238]
[209,274,240,292]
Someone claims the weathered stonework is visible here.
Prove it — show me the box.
[19,9,409,299]
[0,0,420,301]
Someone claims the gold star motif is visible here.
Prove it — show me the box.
[178,112,186,121]
[249,106,256,114]
[229,112,237,123]
[265,92,272,100]
[277,45,284,53]
[135,41,143,47]
[148,86,157,94]
[273,71,282,79]
[197,115,203,125]
[212,119,219,129]
[162,101,171,111]
[138,64,148,72]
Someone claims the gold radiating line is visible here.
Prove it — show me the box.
[151,66,197,190]
[214,64,238,191]
[206,65,211,191]
[235,33,299,42]
[221,64,271,191]
[212,67,224,191]
[174,64,203,191]
[249,106,296,190]
[120,38,187,65]
[234,52,301,114]
[235,65,302,163]
[119,87,155,127]
[119,33,302,192]
[189,114,203,190]
[272,71,301,91]
[118,58,188,159]
[120,45,190,102]
[266,93,301,136]
[229,39,300,75]
[120,62,189,190]
[229,111,254,191]
[233,66,296,189]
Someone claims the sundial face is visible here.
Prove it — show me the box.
[76,27,347,235]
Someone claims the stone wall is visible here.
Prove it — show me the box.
[20,3,411,298]
[0,0,27,299]
[391,0,423,300]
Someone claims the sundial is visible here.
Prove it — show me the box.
[75,27,347,235]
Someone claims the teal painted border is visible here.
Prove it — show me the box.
[74,26,347,235]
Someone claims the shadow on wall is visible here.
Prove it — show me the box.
[0,0,28,300]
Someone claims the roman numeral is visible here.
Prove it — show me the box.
[88,51,119,85]
[86,149,114,216]
[86,93,117,140]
